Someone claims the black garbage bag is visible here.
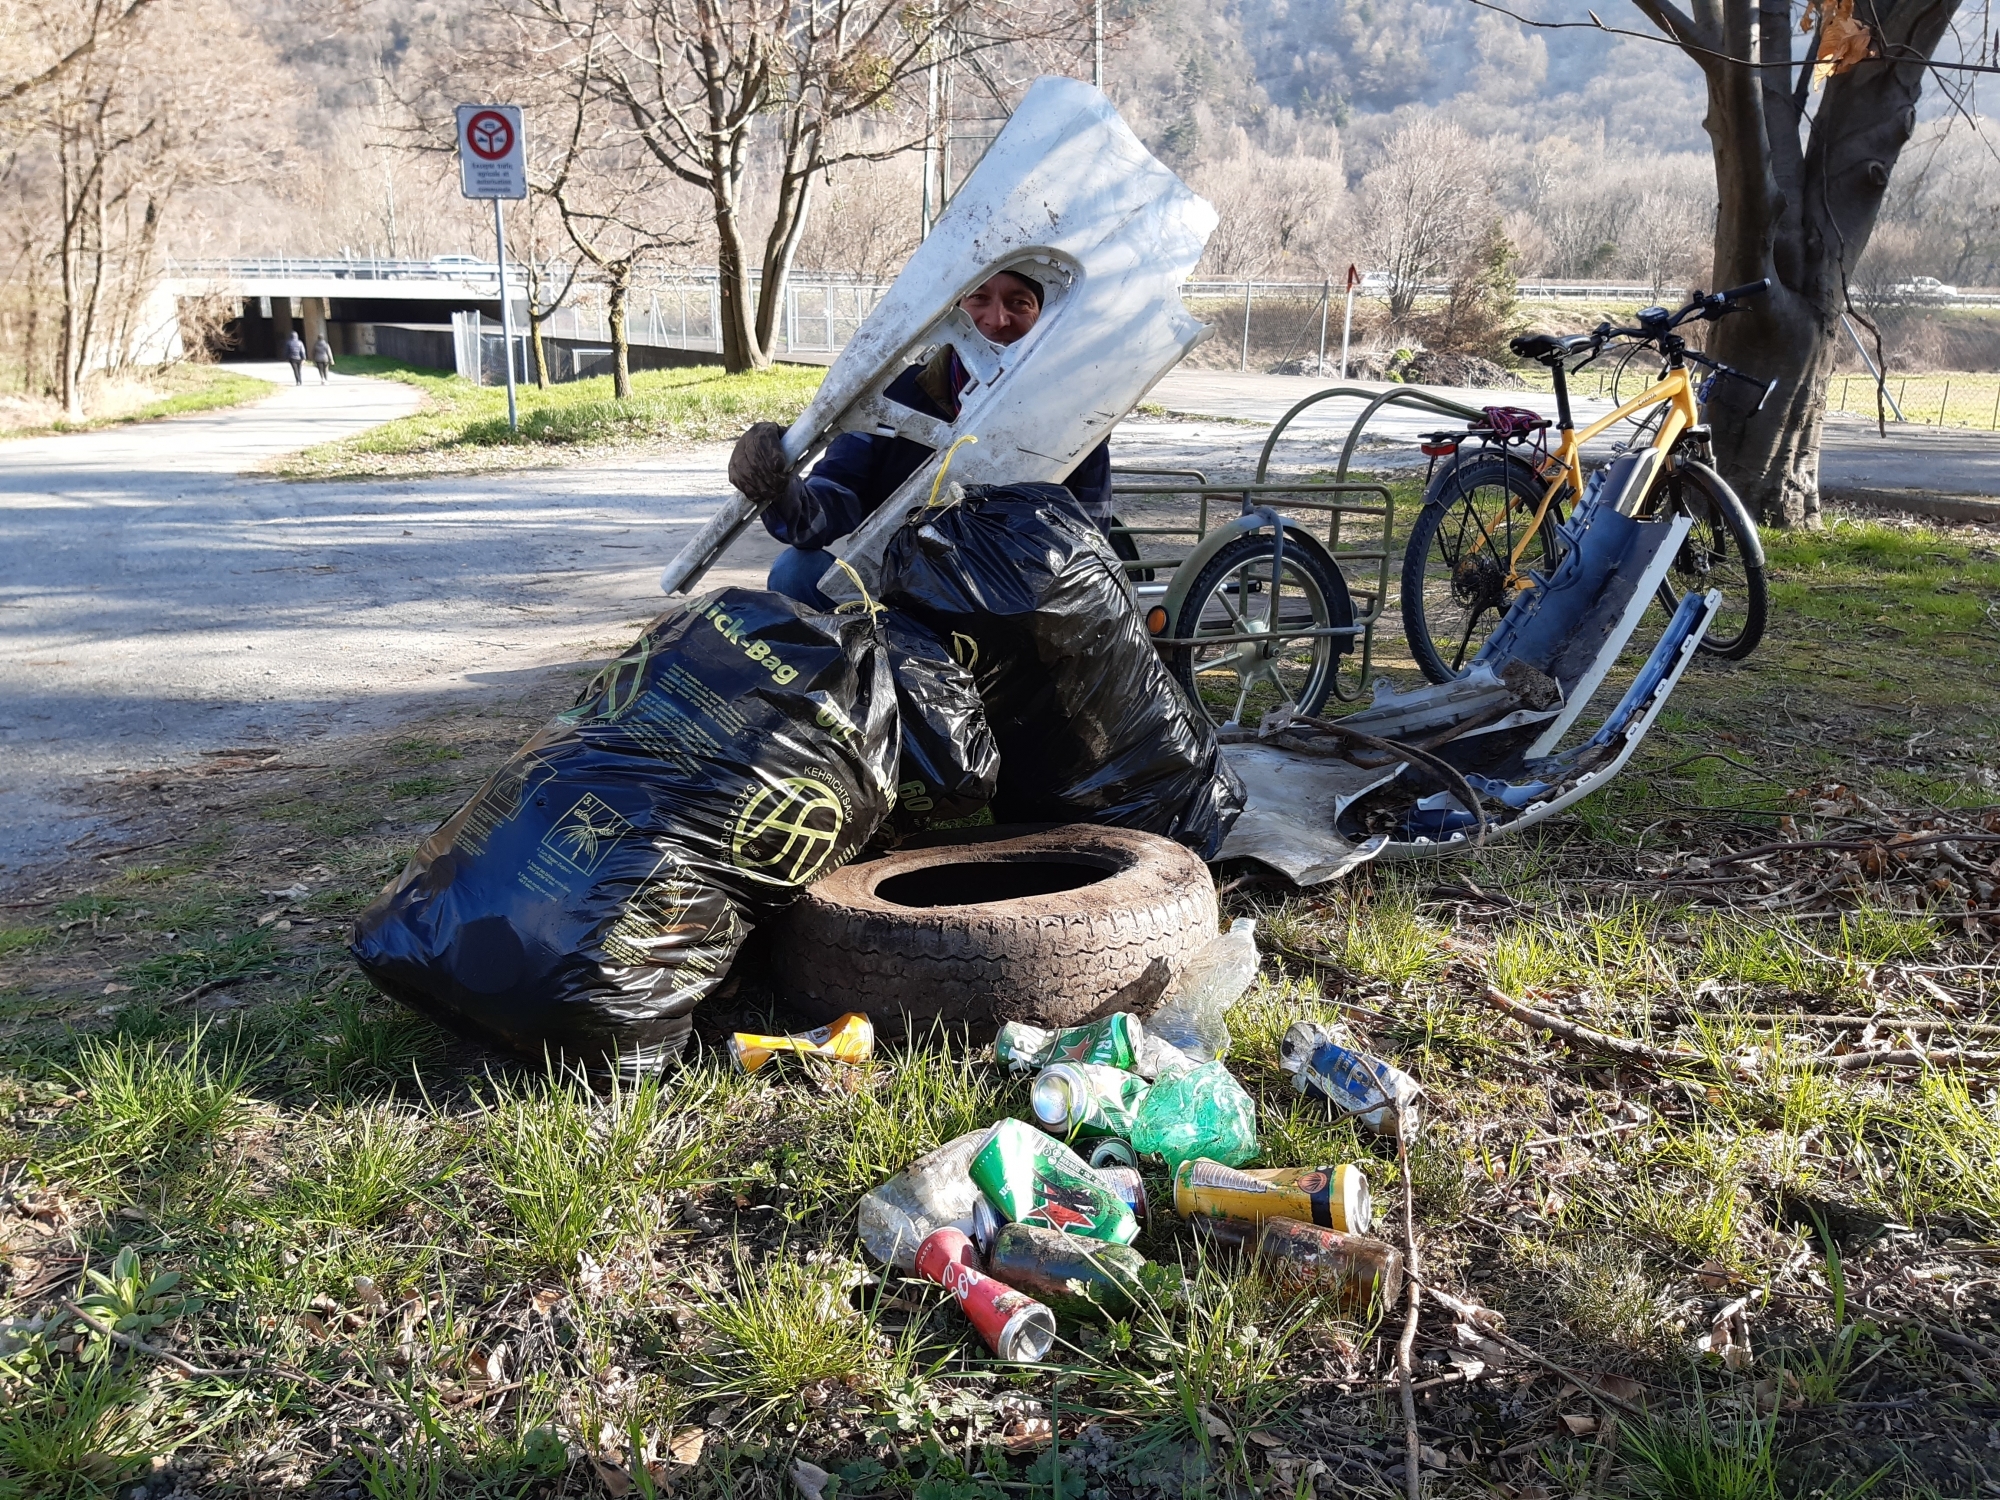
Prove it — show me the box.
[351,588,898,1073]
[878,613,1001,841]
[879,483,1243,857]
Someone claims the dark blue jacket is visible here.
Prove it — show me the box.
[762,351,1112,551]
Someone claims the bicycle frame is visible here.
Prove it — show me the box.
[1494,361,1699,581]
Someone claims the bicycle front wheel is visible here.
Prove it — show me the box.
[1400,451,1562,682]
[1645,463,1768,660]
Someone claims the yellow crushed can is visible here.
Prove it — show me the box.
[729,1012,874,1073]
[1171,1158,1372,1234]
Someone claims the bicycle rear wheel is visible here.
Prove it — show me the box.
[1400,451,1563,683]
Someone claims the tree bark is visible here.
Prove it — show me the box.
[608,272,631,399]
[1632,0,1961,526]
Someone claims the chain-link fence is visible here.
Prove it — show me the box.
[1824,372,2000,430]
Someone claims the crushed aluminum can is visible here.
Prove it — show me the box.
[730,1012,874,1073]
[969,1118,1140,1246]
[995,1013,1141,1072]
[1172,1158,1372,1234]
[1030,1062,1147,1141]
[1280,1019,1420,1138]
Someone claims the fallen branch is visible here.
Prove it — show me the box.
[61,1301,411,1419]
[1827,1048,2000,1072]
[1411,1283,1648,1420]
[1722,1014,2000,1040]
[63,1300,262,1378]
[1395,1113,1423,1500]
[1480,985,1707,1069]
[92,836,176,862]
[164,974,262,1008]
[1713,831,2000,867]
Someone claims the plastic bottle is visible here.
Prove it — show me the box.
[1134,1031,1198,1082]
[1148,918,1258,1061]
[1194,1215,1403,1312]
[1172,1158,1373,1233]
[856,1129,989,1270]
[1128,1059,1259,1170]
[1030,1063,1148,1140]
[986,1222,1155,1323]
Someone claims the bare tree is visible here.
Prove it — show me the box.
[541,24,692,398]
[518,0,1086,374]
[1359,118,1496,326]
[4,0,278,417]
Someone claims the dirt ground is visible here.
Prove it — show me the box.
[1,504,1997,1500]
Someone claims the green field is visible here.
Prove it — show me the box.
[281,356,826,479]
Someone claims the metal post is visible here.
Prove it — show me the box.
[1092,0,1103,86]
[1339,284,1356,380]
[1991,382,1999,430]
[1239,281,1251,372]
[1317,280,1329,374]
[825,282,835,349]
[922,54,938,238]
[710,278,722,354]
[491,197,518,431]
[1841,313,1903,422]
[1938,380,1949,426]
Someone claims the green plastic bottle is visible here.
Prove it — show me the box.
[1128,1060,1259,1170]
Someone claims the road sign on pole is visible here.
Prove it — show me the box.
[456,104,525,431]
[455,105,526,200]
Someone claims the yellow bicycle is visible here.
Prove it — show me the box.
[1400,281,1775,682]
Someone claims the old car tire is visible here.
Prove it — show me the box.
[770,825,1219,1030]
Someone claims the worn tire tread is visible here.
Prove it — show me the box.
[772,826,1217,1028]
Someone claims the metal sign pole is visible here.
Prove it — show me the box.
[1340,264,1360,382]
[493,197,519,432]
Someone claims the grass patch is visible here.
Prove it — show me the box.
[279,356,825,479]
[0,363,269,440]
[0,518,1995,1497]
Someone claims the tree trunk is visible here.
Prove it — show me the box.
[715,182,766,373]
[528,307,549,388]
[1634,0,1961,526]
[754,135,819,362]
[57,132,84,421]
[608,273,631,399]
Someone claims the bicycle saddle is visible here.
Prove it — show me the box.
[1509,332,1595,361]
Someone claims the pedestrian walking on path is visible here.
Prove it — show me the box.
[313,334,334,384]
[285,330,306,385]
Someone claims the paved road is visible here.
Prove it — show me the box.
[0,363,787,876]
[1148,370,2000,495]
[8,360,1994,877]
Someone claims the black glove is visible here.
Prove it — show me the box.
[728,422,793,508]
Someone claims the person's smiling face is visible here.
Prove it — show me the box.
[959,273,1042,345]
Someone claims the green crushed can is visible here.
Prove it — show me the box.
[1030,1062,1148,1141]
[994,1013,1140,1072]
[969,1118,1140,1246]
